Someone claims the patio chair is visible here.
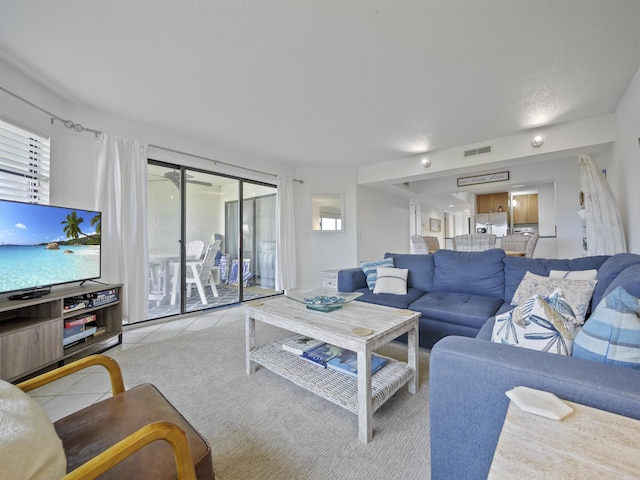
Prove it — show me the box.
[186,240,222,303]
[452,233,497,251]
[185,240,205,260]
[11,355,214,479]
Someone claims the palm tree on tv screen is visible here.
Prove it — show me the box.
[61,211,84,241]
[61,211,101,244]
[90,213,101,236]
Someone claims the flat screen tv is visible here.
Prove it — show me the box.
[0,199,101,299]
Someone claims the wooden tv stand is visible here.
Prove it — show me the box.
[0,283,123,382]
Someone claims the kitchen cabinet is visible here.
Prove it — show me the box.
[477,192,509,214]
[513,194,539,224]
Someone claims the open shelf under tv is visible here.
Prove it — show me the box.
[0,283,123,382]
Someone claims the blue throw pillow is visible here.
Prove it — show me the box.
[360,258,394,291]
[572,286,640,369]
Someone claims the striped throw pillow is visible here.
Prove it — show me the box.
[360,258,395,291]
[373,267,408,295]
[572,286,640,369]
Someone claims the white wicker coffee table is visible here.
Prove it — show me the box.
[244,296,420,443]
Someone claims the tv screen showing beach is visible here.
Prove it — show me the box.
[0,199,101,295]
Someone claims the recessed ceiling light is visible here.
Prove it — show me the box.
[531,135,544,147]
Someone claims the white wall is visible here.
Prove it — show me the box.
[610,65,640,253]
[357,186,411,260]
[293,167,358,290]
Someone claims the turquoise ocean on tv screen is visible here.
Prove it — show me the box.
[0,245,100,293]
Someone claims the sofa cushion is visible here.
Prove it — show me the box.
[384,252,435,292]
[492,289,578,355]
[511,271,597,323]
[354,286,425,309]
[0,379,67,480]
[572,286,640,369]
[409,291,504,329]
[594,254,640,307]
[433,249,505,298]
[601,263,640,300]
[360,258,394,290]
[504,255,608,303]
[373,267,408,295]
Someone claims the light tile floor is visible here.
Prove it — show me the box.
[28,306,245,422]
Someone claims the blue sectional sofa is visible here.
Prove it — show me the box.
[338,249,640,479]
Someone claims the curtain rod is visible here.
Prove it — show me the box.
[149,144,304,184]
[1,85,303,184]
[0,85,102,137]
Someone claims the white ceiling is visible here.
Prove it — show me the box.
[0,1,639,170]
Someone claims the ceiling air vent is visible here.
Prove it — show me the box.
[464,145,492,157]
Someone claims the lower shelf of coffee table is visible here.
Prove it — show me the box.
[250,342,415,414]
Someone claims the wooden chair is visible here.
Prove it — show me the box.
[452,234,497,251]
[16,355,214,480]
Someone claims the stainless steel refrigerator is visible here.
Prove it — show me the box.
[475,212,509,237]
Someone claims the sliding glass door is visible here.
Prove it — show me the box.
[225,181,278,301]
[147,161,280,320]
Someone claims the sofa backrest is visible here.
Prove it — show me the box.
[502,255,609,303]
[592,253,640,308]
[432,248,506,298]
[384,252,435,292]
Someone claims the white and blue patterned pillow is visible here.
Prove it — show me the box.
[511,271,597,324]
[360,258,394,291]
[572,286,640,369]
[493,289,578,355]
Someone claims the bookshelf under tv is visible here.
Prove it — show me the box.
[0,283,123,382]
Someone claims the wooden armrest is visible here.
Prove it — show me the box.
[62,421,197,480]
[17,354,125,395]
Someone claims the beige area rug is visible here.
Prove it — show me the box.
[109,318,431,479]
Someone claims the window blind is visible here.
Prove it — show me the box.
[0,119,50,204]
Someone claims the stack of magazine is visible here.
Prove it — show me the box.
[281,335,387,377]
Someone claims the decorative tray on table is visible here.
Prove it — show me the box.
[285,288,363,312]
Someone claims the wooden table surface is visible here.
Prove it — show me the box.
[244,296,420,443]
[489,396,640,479]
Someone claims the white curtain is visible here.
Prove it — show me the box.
[96,134,149,323]
[578,155,627,255]
[275,176,297,291]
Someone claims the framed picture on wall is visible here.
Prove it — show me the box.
[430,218,441,232]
